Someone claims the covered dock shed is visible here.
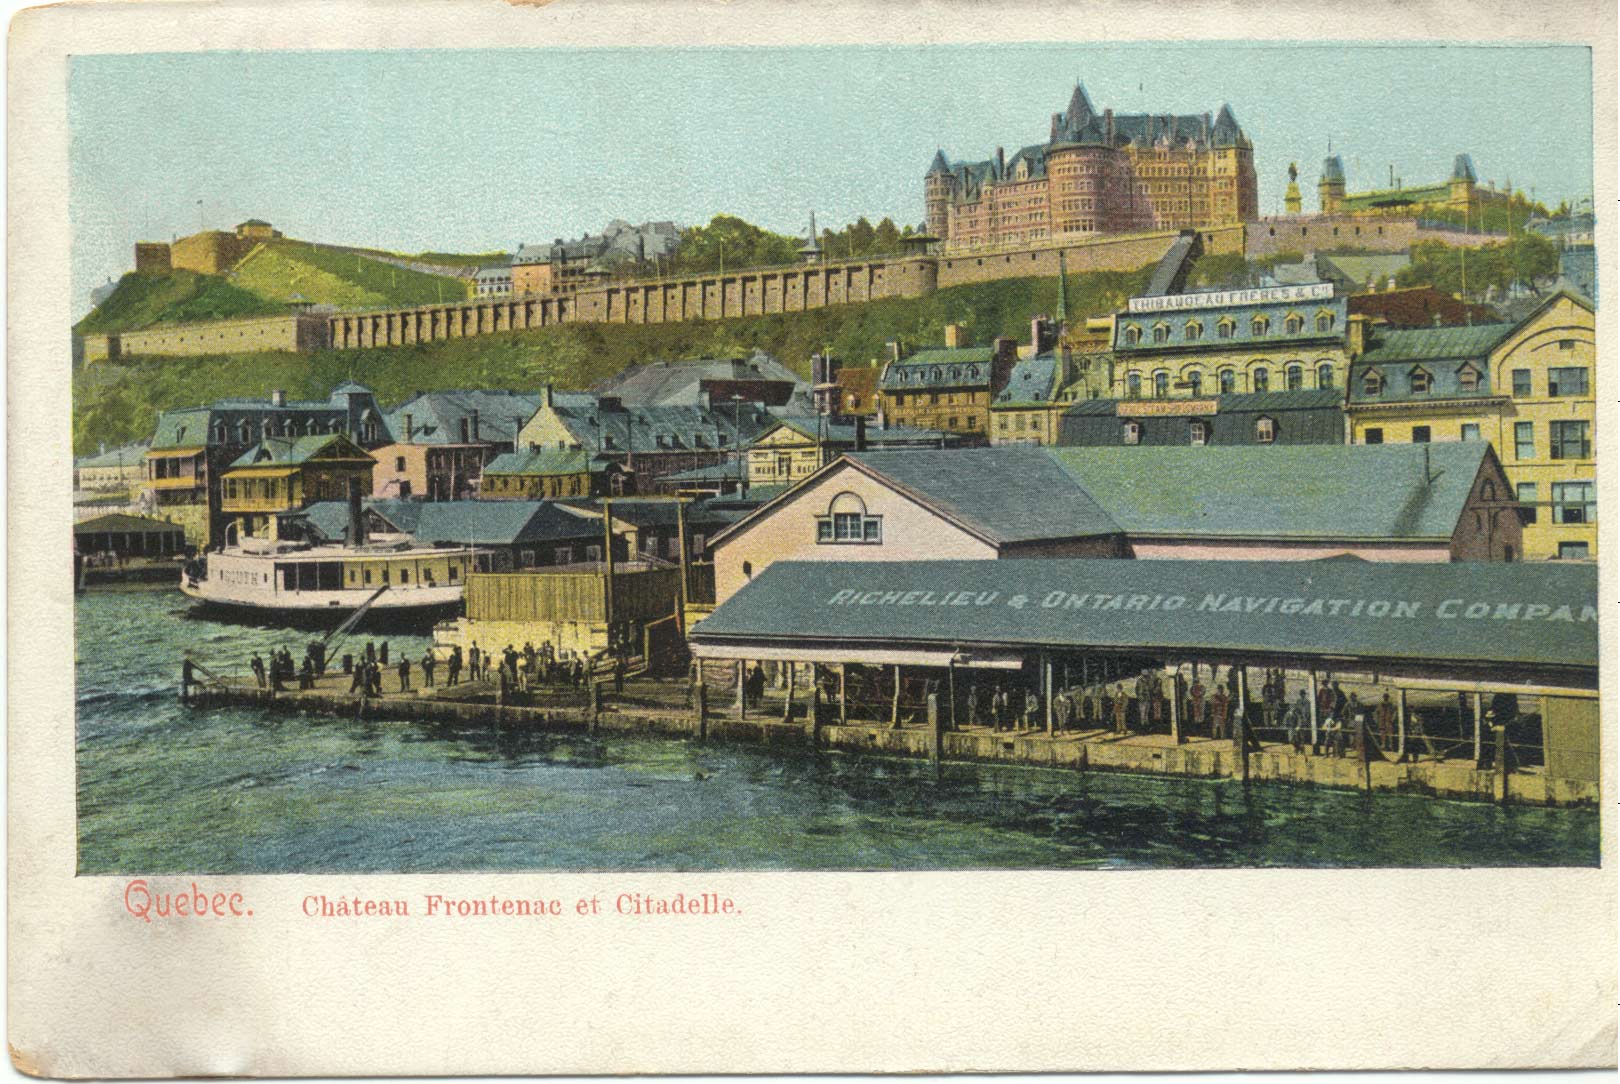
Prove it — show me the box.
[689,558,1597,795]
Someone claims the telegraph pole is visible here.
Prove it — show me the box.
[602,498,616,653]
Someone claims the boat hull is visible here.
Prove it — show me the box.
[178,587,462,631]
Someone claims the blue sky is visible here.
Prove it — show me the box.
[69,43,1593,314]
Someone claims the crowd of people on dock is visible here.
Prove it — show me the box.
[242,637,608,700]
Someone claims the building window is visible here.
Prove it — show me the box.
[1548,367,1589,397]
[1284,314,1304,335]
[1412,426,1431,443]
[1186,372,1202,396]
[1516,482,1538,524]
[1152,324,1170,344]
[1153,372,1169,398]
[816,492,882,544]
[1514,421,1535,460]
[1559,339,1577,351]
[1184,321,1203,341]
[394,456,406,471]
[1126,373,1142,399]
[1551,481,1595,524]
[1362,370,1383,396]
[1558,542,1591,560]
[1123,326,1141,346]
[1408,367,1432,395]
[1251,368,1270,393]
[1189,420,1208,446]
[1122,421,1141,445]
[1316,312,1335,333]
[1316,363,1334,389]
[1460,423,1480,442]
[1251,315,1270,336]
[1285,364,1303,391]
[1216,319,1235,340]
[1550,420,1591,460]
[1511,369,1531,397]
[1218,369,1235,394]
[1457,365,1481,392]
[1254,417,1276,444]
[1363,428,1384,445]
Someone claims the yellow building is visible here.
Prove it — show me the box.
[220,434,375,537]
[1318,153,1510,219]
[1111,285,1364,400]
[1346,290,1595,561]
[479,448,603,500]
[745,417,957,487]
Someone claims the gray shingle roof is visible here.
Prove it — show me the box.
[1115,298,1349,353]
[384,390,539,446]
[993,354,1061,405]
[847,448,1121,545]
[691,558,1596,676]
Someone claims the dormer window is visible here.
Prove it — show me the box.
[1408,366,1432,395]
[1284,313,1304,335]
[1362,370,1384,396]
[930,367,942,382]
[1316,311,1336,333]
[237,421,251,443]
[1216,318,1235,340]
[1251,315,1270,336]
[1152,323,1170,344]
[1123,326,1142,347]
[1122,421,1141,445]
[966,365,979,379]
[1184,320,1203,342]
[212,422,226,443]
[1457,364,1481,392]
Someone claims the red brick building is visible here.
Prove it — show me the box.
[926,83,1258,251]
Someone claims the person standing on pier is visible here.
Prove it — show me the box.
[299,652,314,690]
[448,645,462,686]
[422,650,436,688]
[1112,685,1129,735]
[1210,685,1229,740]
[1188,676,1206,734]
[1375,693,1395,748]
[397,655,411,693]
[966,684,981,729]
[572,656,585,688]
[349,659,366,693]
[250,652,266,689]
[1285,690,1309,753]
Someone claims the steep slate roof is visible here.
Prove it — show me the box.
[298,499,598,546]
[1115,297,1349,353]
[384,389,539,446]
[1356,322,1518,366]
[880,346,997,390]
[74,513,186,535]
[691,558,1596,677]
[227,434,372,469]
[1045,443,1490,541]
[483,448,598,476]
[993,354,1062,405]
[1318,253,1410,288]
[74,442,150,469]
[590,353,805,406]
[548,397,779,453]
[846,448,1120,545]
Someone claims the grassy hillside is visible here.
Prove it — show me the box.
[72,265,1153,454]
[230,240,468,308]
[73,270,288,336]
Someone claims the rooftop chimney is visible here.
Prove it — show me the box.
[403,413,414,441]
[471,409,480,442]
[885,339,904,363]
[544,384,554,408]
[854,415,868,452]
[944,324,969,349]
[270,389,286,407]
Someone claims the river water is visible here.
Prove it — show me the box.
[76,589,1599,874]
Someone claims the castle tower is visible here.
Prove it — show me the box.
[799,211,822,264]
[1448,153,1478,212]
[1284,162,1303,215]
[1318,155,1346,214]
[924,149,954,241]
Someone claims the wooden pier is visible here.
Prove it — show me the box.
[181,669,1597,809]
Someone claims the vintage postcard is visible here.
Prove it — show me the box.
[9,0,1617,1076]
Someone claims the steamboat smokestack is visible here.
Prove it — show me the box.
[347,476,367,547]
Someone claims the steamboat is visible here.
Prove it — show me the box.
[180,492,486,625]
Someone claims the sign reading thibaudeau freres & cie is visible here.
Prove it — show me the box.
[1126,282,1334,315]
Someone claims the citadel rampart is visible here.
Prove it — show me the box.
[80,219,1493,361]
